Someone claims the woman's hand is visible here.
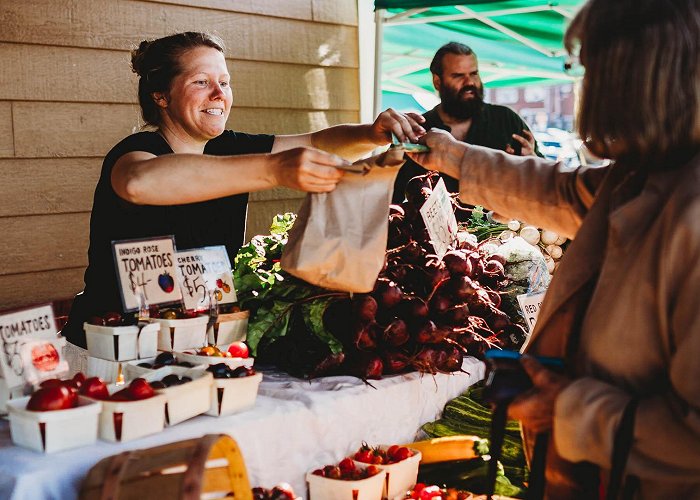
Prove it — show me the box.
[370,108,426,145]
[406,128,464,179]
[507,356,571,434]
[271,147,346,192]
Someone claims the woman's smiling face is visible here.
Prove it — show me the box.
[158,46,233,142]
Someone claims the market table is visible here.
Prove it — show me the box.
[0,358,484,499]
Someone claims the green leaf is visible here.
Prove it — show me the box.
[301,298,343,354]
[246,301,293,355]
[270,212,296,235]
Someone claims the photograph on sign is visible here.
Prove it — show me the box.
[419,178,458,257]
[175,245,236,311]
[0,303,58,388]
[112,236,182,312]
[19,337,69,386]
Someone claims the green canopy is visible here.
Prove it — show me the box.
[374,0,585,111]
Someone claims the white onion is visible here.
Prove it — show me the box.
[546,244,563,259]
[519,226,541,246]
[499,230,515,242]
[507,220,521,231]
[545,255,556,273]
[540,230,559,245]
[554,235,568,246]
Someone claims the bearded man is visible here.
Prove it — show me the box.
[392,42,542,213]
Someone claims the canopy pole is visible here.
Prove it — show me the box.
[373,8,384,118]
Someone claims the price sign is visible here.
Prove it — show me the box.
[112,236,181,312]
[517,290,547,334]
[175,246,236,311]
[0,304,58,388]
[419,178,458,257]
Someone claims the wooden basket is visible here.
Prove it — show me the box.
[79,434,252,500]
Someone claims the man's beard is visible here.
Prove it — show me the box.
[439,84,484,120]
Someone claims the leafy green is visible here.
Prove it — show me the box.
[463,205,509,241]
[301,298,343,354]
[232,213,348,365]
[245,300,293,355]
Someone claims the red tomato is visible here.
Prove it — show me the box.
[80,377,109,400]
[393,446,413,462]
[127,378,155,400]
[354,450,373,463]
[338,457,356,475]
[227,341,249,358]
[26,385,75,411]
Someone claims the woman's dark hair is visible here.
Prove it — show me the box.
[566,0,700,165]
[131,32,226,127]
[429,42,476,78]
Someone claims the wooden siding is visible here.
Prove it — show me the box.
[0,0,359,310]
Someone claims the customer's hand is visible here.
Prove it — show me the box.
[507,355,571,434]
[506,130,537,156]
[272,147,346,192]
[370,108,426,145]
[406,128,463,179]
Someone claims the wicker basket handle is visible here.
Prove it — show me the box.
[181,434,224,500]
[100,450,136,500]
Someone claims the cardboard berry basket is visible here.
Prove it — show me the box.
[352,446,422,500]
[151,315,208,351]
[7,396,101,453]
[207,310,249,345]
[143,367,213,426]
[121,356,206,381]
[207,371,263,417]
[306,464,386,500]
[84,322,159,361]
[86,356,122,384]
[174,345,254,370]
[92,389,167,443]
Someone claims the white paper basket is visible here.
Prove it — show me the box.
[152,316,208,351]
[206,371,262,417]
[7,396,101,453]
[84,322,159,361]
[143,367,213,425]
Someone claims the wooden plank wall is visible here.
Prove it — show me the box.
[0,0,359,310]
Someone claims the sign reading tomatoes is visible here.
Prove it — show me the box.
[112,236,182,312]
[174,245,237,311]
[0,304,60,388]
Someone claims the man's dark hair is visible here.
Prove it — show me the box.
[429,42,476,77]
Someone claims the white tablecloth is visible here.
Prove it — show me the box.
[0,358,484,499]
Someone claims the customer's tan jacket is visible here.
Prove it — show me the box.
[458,145,700,499]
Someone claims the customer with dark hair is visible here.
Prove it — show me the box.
[392,41,541,212]
[63,31,425,347]
[408,0,700,496]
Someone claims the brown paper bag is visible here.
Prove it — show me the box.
[280,148,406,293]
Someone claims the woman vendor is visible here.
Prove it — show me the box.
[63,31,425,348]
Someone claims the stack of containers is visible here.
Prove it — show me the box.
[84,319,160,383]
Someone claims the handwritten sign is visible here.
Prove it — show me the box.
[517,290,547,334]
[175,246,236,311]
[112,236,181,312]
[0,304,58,388]
[419,178,458,257]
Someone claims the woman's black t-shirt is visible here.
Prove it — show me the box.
[63,130,274,347]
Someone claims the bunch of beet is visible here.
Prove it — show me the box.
[325,171,527,380]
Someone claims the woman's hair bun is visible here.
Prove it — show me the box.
[130,40,152,76]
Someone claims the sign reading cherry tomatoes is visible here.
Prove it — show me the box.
[174,245,237,311]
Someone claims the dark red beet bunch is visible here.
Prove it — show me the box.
[328,171,527,379]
